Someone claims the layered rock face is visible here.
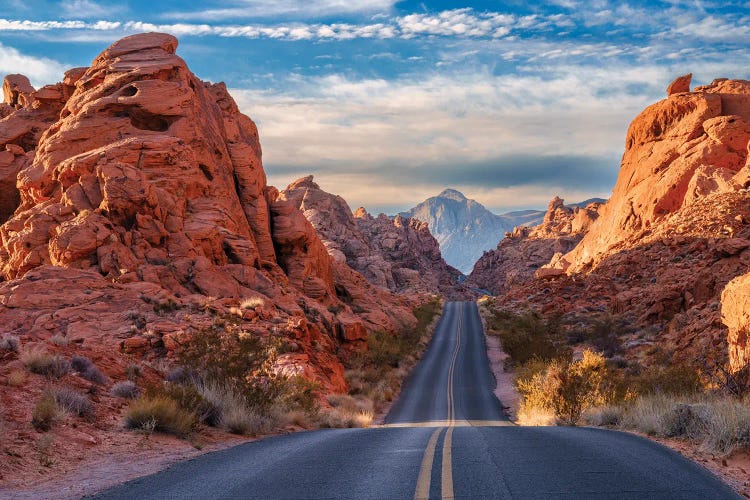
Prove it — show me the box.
[402,189,544,274]
[280,176,469,299]
[0,33,417,394]
[467,197,602,294]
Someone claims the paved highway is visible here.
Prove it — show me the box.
[94,302,738,499]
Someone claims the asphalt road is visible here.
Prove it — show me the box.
[94,302,739,499]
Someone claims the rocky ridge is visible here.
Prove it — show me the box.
[280,176,470,299]
[466,196,602,295]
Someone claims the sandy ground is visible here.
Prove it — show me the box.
[0,427,253,499]
[484,333,520,421]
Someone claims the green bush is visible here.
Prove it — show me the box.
[489,310,565,365]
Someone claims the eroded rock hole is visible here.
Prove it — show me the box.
[129,109,175,132]
[122,85,138,97]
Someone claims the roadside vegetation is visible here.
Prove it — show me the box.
[344,297,443,419]
[483,302,750,456]
[125,320,319,438]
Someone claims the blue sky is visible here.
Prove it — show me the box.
[1,0,749,214]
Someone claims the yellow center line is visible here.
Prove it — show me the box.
[414,427,443,500]
[413,303,465,500]
[441,427,454,500]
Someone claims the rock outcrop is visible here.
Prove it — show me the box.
[561,78,750,273]
[0,33,418,398]
[466,197,602,294]
[722,272,750,372]
[476,76,750,374]
[280,176,469,299]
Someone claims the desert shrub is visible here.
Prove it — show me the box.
[22,349,70,379]
[0,334,20,352]
[662,403,708,439]
[150,382,220,426]
[125,363,142,381]
[582,314,624,357]
[50,334,70,346]
[71,355,108,385]
[165,366,189,384]
[619,393,676,436]
[583,405,624,427]
[517,350,609,426]
[53,387,92,417]
[490,310,564,365]
[700,399,750,455]
[221,406,272,435]
[111,381,140,399]
[8,369,26,387]
[71,355,93,373]
[708,363,750,398]
[32,392,59,431]
[81,365,108,385]
[35,434,55,467]
[176,323,285,412]
[632,364,702,396]
[124,396,195,437]
[317,393,374,428]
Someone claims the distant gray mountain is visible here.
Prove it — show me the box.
[401,189,545,274]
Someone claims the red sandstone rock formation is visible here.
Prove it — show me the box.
[0,33,417,400]
[476,77,750,374]
[466,197,601,294]
[562,78,750,273]
[281,175,470,299]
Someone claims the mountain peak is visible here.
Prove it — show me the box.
[437,188,467,201]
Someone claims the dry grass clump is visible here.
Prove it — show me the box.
[317,394,374,428]
[614,394,750,455]
[32,392,59,431]
[240,297,265,310]
[111,380,140,399]
[0,334,20,352]
[8,369,26,387]
[50,334,70,346]
[220,406,272,435]
[53,387,93,417]
[124,396,195,437]
[22,349,71,378]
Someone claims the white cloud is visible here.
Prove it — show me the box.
[232,67,664,211]
[0,42,68,87]
[163,0,398,20]
[59,0,124,20]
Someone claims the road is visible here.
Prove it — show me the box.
[94,301,738,499]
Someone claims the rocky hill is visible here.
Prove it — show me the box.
[477,74,750,373]
[280,176,470,299]
[0,33,425,475]
[466,197,602,294]
[402,189,545,273]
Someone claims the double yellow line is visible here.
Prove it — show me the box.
[414,305,462,500]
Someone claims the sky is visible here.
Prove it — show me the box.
[1,1,749,214]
